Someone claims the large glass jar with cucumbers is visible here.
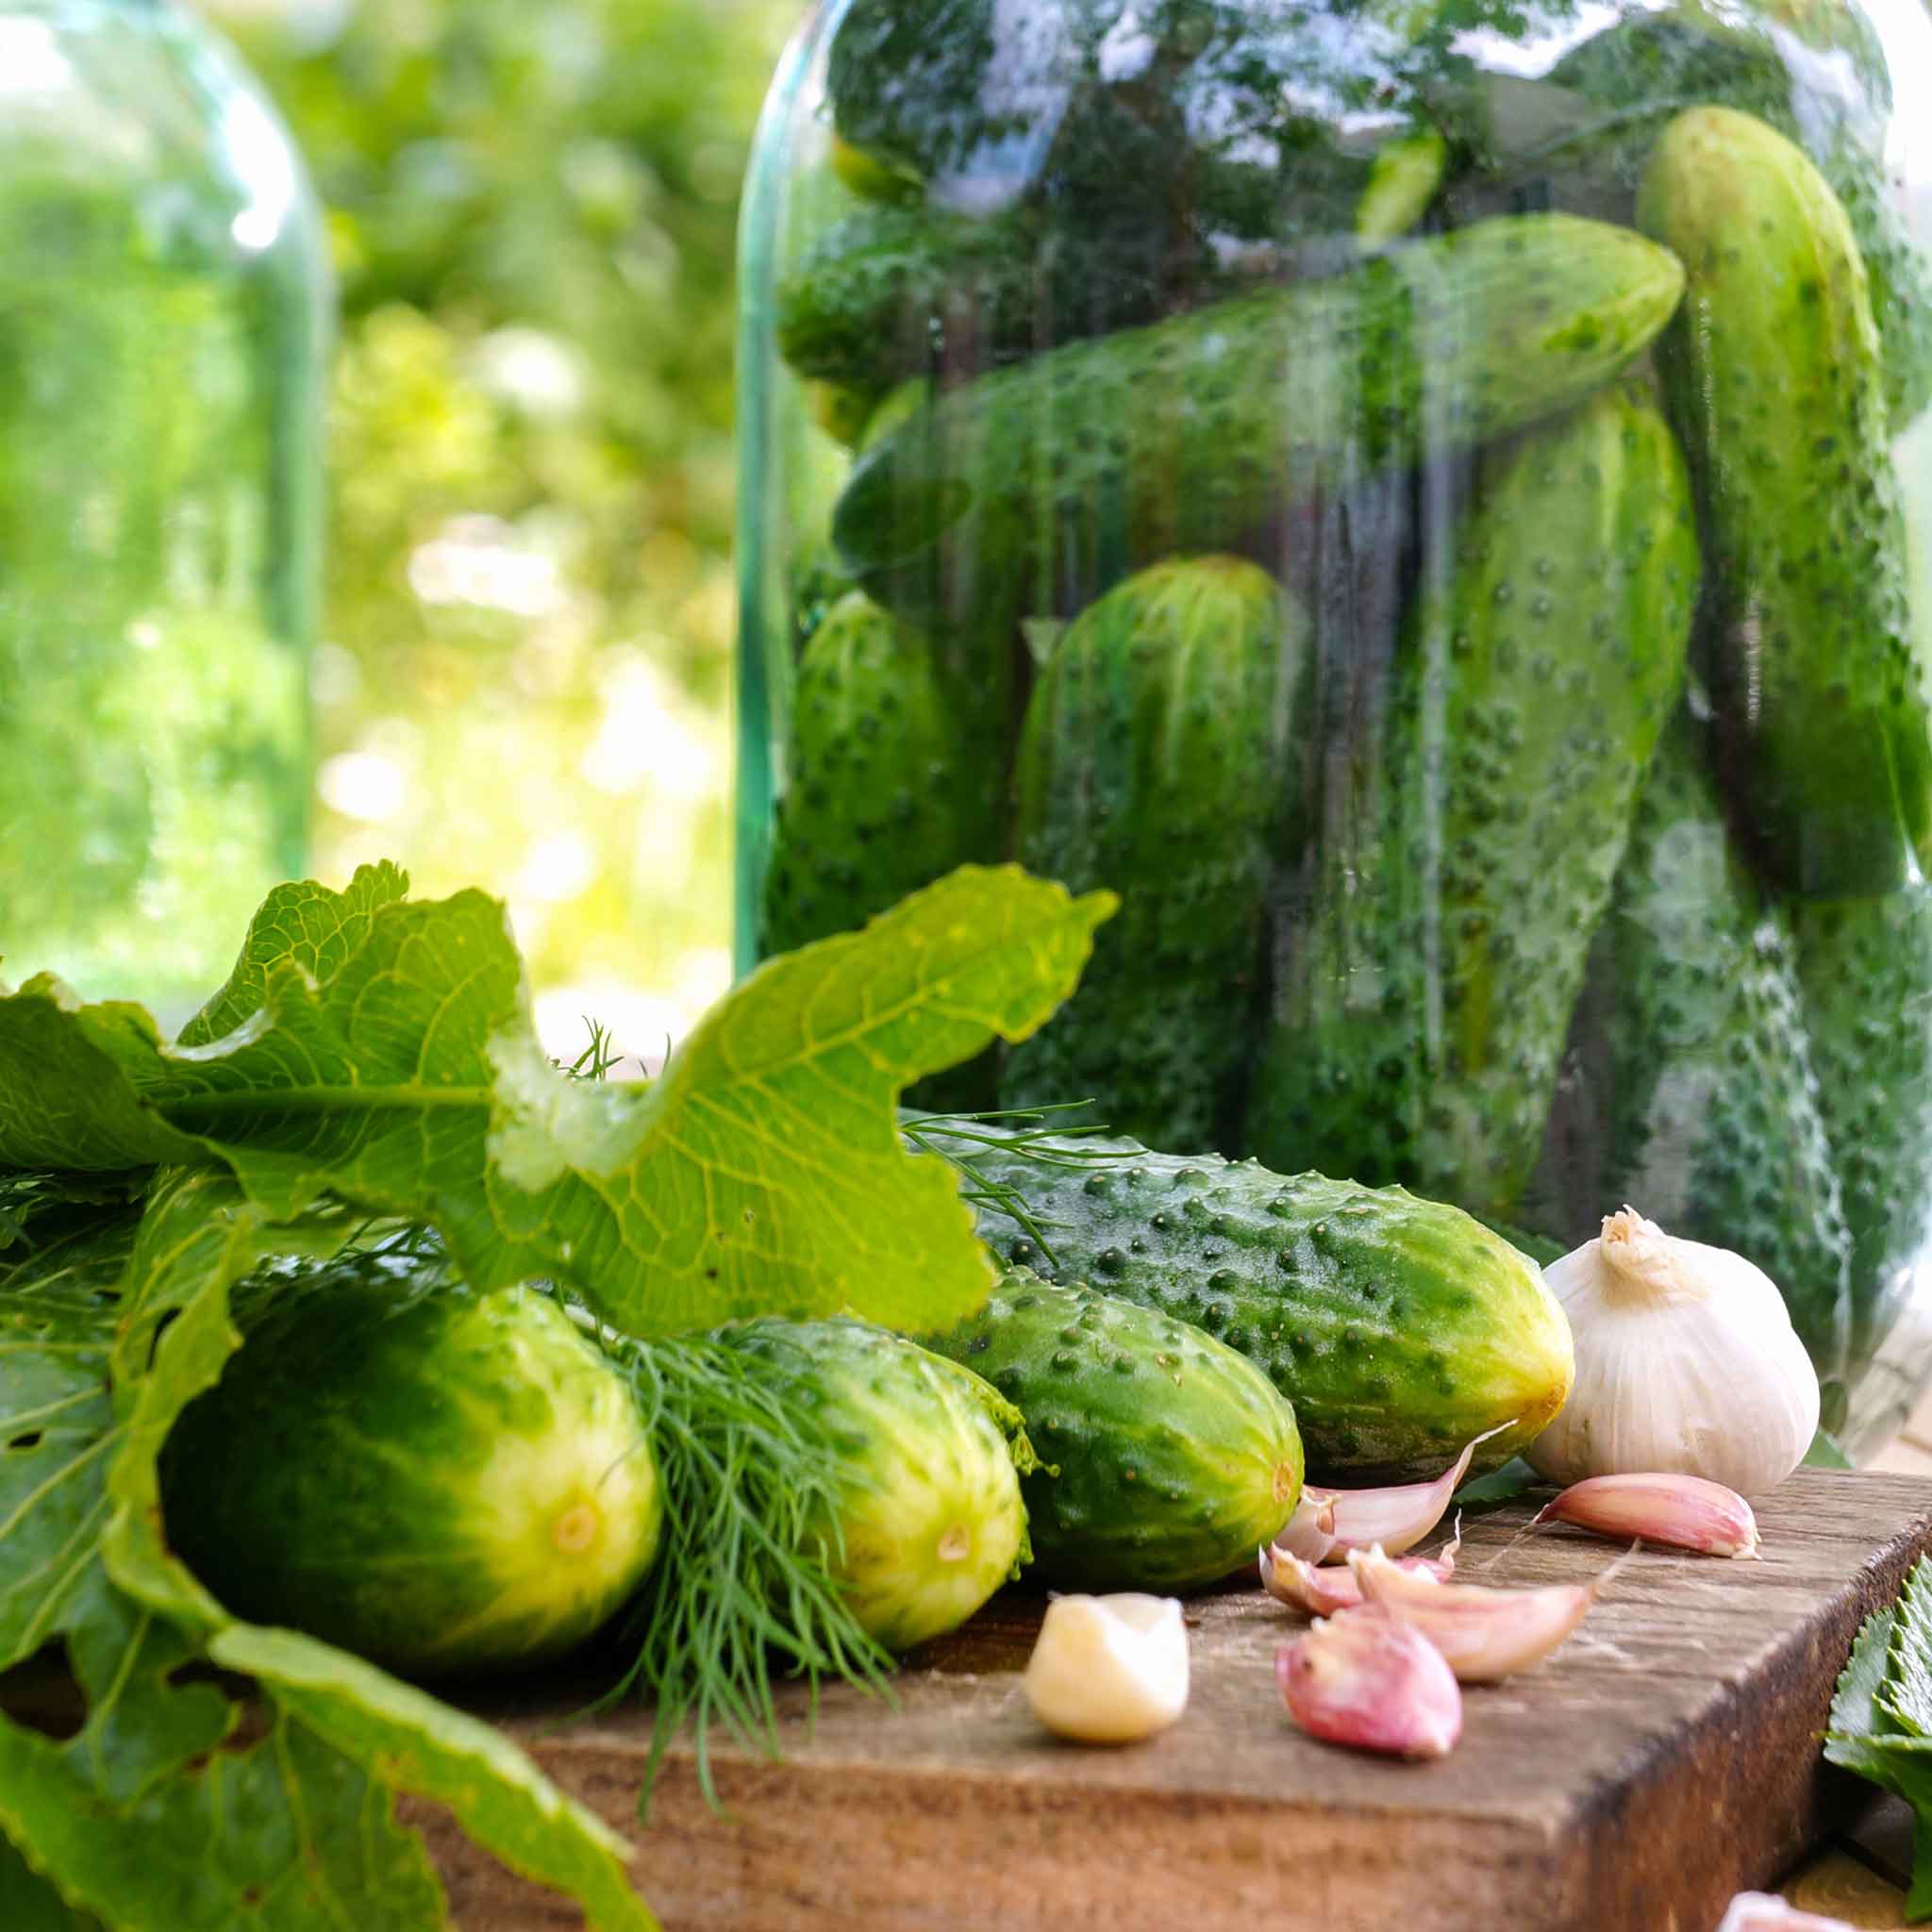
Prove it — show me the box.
[735,0,1932,1460]
[0,0,328,1026]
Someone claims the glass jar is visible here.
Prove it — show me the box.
[736,0,1932,1458]
[0,0,328,1025]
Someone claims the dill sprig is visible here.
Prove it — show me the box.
[900,1103,1129,1271]
[593,1328,895,1812]
[557,1016,627,1082]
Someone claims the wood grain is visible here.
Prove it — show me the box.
[421,1469,1932,1932]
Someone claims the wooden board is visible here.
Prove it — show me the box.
[423,1469,1932,1932]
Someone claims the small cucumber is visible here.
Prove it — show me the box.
[1248,380,1697,1220]
[924,1123,1574,1482]
[998,557,1307,1152]
[924,1271,1304,1591]
[758,591,1005,958]
[833,214,1687,623]
[1639,106,1932,897]
[1528,710,1854,1410]
[1793,887,1932,1384]
[723,1317,1034,1651]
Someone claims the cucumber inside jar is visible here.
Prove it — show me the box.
[738,0,1932,1452]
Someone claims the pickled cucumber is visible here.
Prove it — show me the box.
[832,214,1688,624]
[758,591,1004,956]
[1640,107,1932,899]
[1000,558,1307,1151]
[1531,710,1853,1405]
[1248,380,1698,1220]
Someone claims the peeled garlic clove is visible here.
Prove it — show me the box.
[1024,1593,1189,1743]
[1322,1423,1515,1560]
[1262,1533,1459,1617]
[1716,1894,1856,1931]
[1274,1489,1339,1564]
[1349,1544,1613,1682]
[1276,1605,1461,1759]
[1534,1472,1760,1557]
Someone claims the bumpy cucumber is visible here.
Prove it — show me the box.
[1793,888,1932,1384]
[924,1123,1574,1481]
[1537,10,1930,427]
[759,591,1004,957]
[1639,107,1932,898]
[723,1318,1033,1651]
[832,214,1687,622]
[1533,710,1853,1405]
[1248,380,1697,1220]
[923,1271,1304,1591]
[998,558,1307,1151]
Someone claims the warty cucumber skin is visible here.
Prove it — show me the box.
[923,1271,1305,1591]
[1639,107,1932,900]
[1793,887,1932,1384]
[928,1124,1574,1482]
[1248,379,1698,1222]
[998,558,1306,1151]
[1537,711,1854,1407]
[758,591,1004,959]
[831,214,1688,624]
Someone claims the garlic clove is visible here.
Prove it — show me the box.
[1024,1593,1190,1743]
[1525,1208,1819,1497]
[1533,1472,1760,1557]
[1321,1424,1514,1560]
[1274,1488,1339,1564]
[1276,1605,1461,1758]
[1262,1530,1460,1617]
[1715,1894,1857,1931]
[1348,1543,1618,1682]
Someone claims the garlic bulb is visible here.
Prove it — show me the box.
[1525,1208,1818,1496]
[1024,1594,1189,1743]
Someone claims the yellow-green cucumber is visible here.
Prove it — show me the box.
[998,557,1307,1152]
[923,1271,1304,1591]
[1639,106,1932,898]
[1248,379,1698,1220]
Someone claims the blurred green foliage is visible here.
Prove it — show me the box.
[197,0,796,1045]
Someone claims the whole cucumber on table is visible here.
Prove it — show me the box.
[831,213,1688,623]
[1639,107,1932,899]
[1793,887,1932,1385]
[923,1271,1304,1591]
[998,557,1307,1151]
[1247,378,1698,1221]
[759,591,1007,959]
[921,1123,1574,1481]
[1529,709,1854,1407]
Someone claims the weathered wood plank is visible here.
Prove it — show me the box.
[422,1469,1932,1932]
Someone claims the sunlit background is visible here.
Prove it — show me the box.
[192,0,795,1061]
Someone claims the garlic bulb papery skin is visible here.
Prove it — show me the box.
[1525,1208,1819,1496]
[1024,1593,1189,1743]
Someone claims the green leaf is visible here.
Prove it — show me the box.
[0,1700,447,1932]
[179,861,411,1048]
[0,1830,98,1930]
[0,863,1114,1337]
[1884,1557,1932,1739]
[1805,1427,1856,1469]
[1829,1603,1900,1751]
[1451,1456,1544,1511]
[211,1626,656,1932]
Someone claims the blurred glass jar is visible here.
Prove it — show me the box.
[0,0,328,1024]
[737,0,1932,1458]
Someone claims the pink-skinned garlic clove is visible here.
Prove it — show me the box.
[1319,1423,1515,1561]
[1274,1489,1339,1565]
[1262,1524,1461,1617]
[1347,1542,1626,1683]
[1533,1473,1759,1557]
[1276,1604,1461,1759]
